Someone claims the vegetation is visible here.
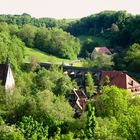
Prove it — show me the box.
[0,10,140,139]
[24,47,72,63]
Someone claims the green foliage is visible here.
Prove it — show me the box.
[35,27,80,59]
[0,124,24,140]
[19,24,37,48]
[125,43,140,72]
[0,32,25,71]
[36,90,74,126]
[85,104,96,139]
[54,75,73,96]
[1,12,140,140]
[35,68,54,92]
[50,127,75,140]
[24,47,72,63]
[27,55,40,72]
[67,11,128,36]
[94,117,121,140]
[16,116,48,139]
[83,53,114,70]
[85,72,96,98]
[94,86,129,118]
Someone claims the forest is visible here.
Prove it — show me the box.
[0,11,140,139]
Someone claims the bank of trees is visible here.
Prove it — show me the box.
[0,22,81,60]
[34,27,80,59]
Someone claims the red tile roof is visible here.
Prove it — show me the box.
[100,71,140,94]
[100,71,127,89]
[94,47,111,55]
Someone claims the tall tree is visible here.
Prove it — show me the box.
[85,104,96,139]
[125,43,140,72]
[85,72,96,98]
[19,24,36,48]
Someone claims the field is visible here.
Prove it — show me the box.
[24,47,83,66]
[24,47,72,63]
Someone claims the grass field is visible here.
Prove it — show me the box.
[24,47,72,63]
[78,35,109,46]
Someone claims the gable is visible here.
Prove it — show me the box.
[126,75,140,93]
[100,71,140,95]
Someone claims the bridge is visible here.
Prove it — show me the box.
[39,62,99,75]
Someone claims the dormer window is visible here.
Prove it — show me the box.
[131,81,133,86]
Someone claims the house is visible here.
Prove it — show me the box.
[68,88,88,116]
[99,71,140,95]
[91,47,112,58]
[0,59,15,91]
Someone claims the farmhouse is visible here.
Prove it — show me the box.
[91,47,112,59]
[99,71,140,96]
[0,59,15,91]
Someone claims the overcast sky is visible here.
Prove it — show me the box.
[0,0,140,19]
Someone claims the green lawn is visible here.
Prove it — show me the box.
[78,35,109,46]
[24,47,72,63]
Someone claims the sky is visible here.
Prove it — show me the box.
[0,0,140,19]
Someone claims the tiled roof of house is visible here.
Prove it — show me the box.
[94,47,111,55]
[100,71,127,89]
[0,64,8,86]
[100,71,140,94]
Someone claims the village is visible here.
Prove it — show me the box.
[1,46,140,118]
[0,4,140,139]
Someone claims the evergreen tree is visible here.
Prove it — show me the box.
[85,72,96,98]
[85,103,96,139]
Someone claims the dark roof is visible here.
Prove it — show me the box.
[0,64,8,86]
[70,89,88,111]
[75,90,87,99]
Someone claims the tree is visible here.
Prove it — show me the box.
[85,104,96,139]
[34,27,80,59]
[125,43,140,72]
[94,86,129,118]
[54,76,73,97]
[83,53,114,70]
[0,32,25,71]
[85,72,96,98]
[94,117,121,140]
[16,116,48,139]
[35,68,54,92]
[36,90,74,126]
[28,55,40,72]
[0,124,24,140]
[92,53,114,70]
[19,24,36,48]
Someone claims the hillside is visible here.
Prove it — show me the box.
[24,47,72,63]
[24,47,83,66]
[78,35,109,46]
